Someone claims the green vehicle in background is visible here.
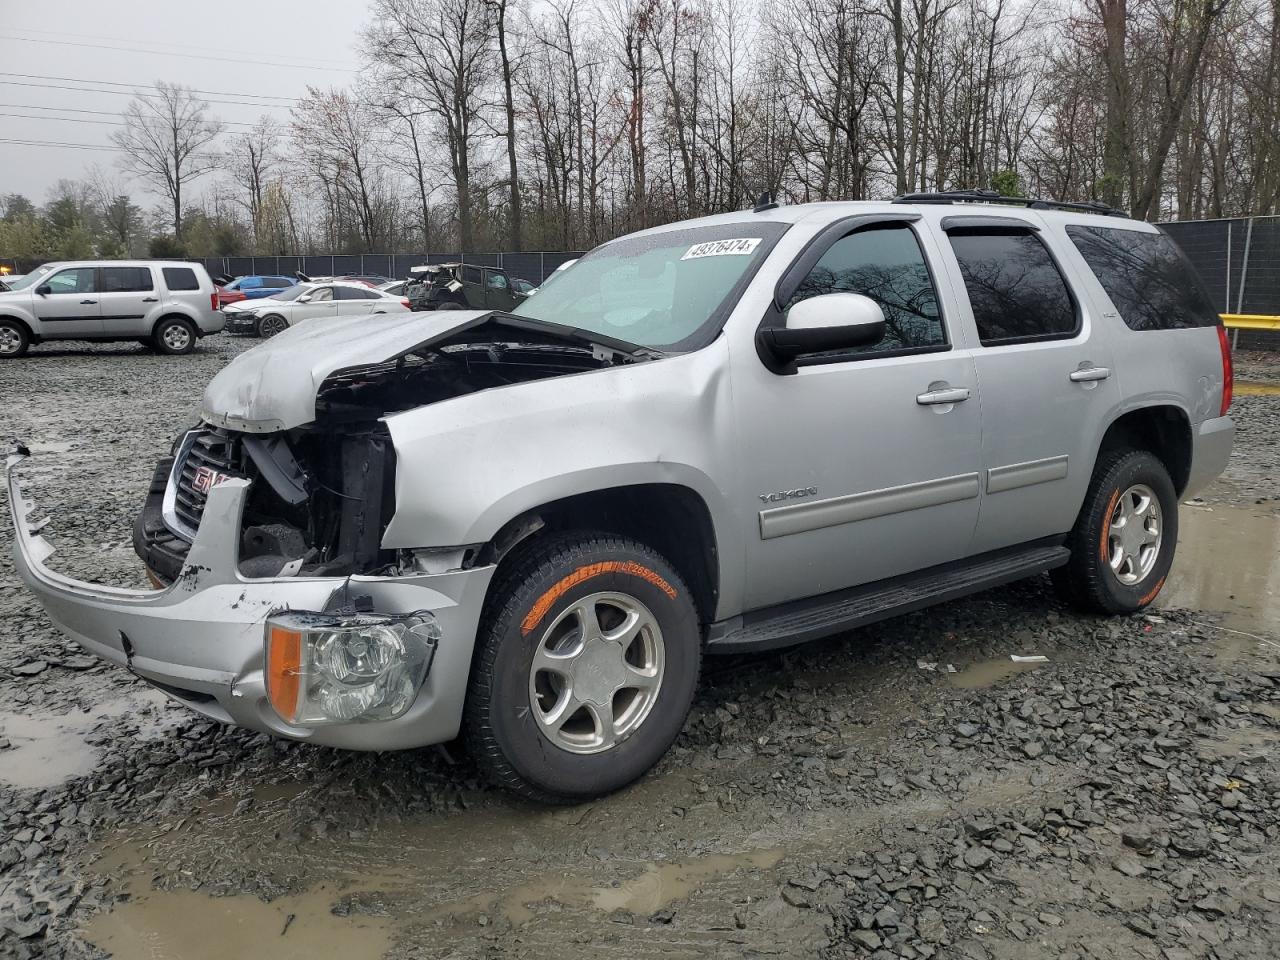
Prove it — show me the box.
[403,262,532,312]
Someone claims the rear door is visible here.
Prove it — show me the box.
[99,265,157,335]
[937,216,1122,553]
[31,266,102,338]
[334,286,379,316]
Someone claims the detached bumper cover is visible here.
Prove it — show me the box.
[5,450,495,750]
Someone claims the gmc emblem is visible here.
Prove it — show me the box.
[192,465,230,494]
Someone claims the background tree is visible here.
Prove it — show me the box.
[110,81,223,242]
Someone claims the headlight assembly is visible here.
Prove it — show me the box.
[265,611,440,725]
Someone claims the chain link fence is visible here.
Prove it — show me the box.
[194,251,585,286]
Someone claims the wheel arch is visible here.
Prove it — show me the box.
[0,312,36,341]
[477,483,721,627]
[1093,404,1193,496]
[151,311,198,337]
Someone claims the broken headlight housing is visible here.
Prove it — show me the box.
[265,611,440,725]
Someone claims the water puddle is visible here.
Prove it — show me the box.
[948,658,1046,690]
[425,848,785,924]
[0,689,170,789]
[85,884,393,960]
[1159,504,1280,648]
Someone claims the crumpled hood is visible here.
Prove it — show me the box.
[202,310,491,432]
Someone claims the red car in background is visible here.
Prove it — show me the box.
[215,285,247,308]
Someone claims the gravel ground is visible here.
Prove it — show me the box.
[0,338,1277,960]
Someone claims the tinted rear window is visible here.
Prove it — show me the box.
[1066,225,1219,330]
[102,266,153,292]
[948,229,1078,345]
[162,267,200,291]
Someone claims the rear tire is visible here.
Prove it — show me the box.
[152,317,196,356]
[1052,449,1177,614]
[466,532,701,803]
[256,314,288,338]
[0,319,29,358]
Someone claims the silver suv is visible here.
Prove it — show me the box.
[0,260,222,357]
[7,195,1235,801]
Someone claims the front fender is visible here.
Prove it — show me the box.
[380,340,744,612]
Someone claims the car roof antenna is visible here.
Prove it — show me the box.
[753,190,779,213]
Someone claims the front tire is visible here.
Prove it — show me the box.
[256,314,288,338]
[152,317,196,356]
[466,533,701,803]
[0,319,30,358]
[1053,449,1178,614]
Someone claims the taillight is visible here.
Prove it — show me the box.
[211,292,219,312]
[401,299,411,309]
[1217,324,1233,416]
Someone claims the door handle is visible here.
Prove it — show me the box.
[916,386,971,406]
[142,296,158,302]
[1069,366,1111,383]
[80,299,97,305]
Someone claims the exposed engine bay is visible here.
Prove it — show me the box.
[134,326,645,584]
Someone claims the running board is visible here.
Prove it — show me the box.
[706,543,1070,655]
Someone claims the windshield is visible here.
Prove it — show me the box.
[6,263,57,291]
[512,223,787,351]
[270,284,312,302]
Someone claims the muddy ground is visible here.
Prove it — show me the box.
[0,338,1277,960]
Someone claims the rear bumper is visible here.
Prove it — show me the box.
[6,449,495,750]
[1184,415,1235,498]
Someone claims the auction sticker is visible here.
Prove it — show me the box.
[681,238,762,260]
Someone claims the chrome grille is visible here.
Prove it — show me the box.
[164,428,241,540]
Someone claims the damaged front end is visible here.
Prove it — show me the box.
[134,311,641,586]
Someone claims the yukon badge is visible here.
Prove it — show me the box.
[759,486,818,504]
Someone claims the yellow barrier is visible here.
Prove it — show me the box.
[1221,314,1280,330]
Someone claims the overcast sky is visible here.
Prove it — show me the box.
[1,1,367,205]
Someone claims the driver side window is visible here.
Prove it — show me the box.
[787,224,946,357]
[310,287,334,302]
[46,268,97,294]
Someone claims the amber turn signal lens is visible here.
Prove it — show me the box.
[266,626,303,723]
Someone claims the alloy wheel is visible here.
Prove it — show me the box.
[528,591,665,755]
[1106,483,1163,585]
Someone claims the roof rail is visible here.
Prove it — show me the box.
[891,188,1128,218]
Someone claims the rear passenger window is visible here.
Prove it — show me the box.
[948,229,1077,345]
[162,267,200,291]
[102,266,153,292]
[786,223,946,357]
[1065,226,1219,330]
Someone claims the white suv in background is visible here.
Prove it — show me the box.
[221,281,413,338]
[0,261,222,358]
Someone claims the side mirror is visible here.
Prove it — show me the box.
[758,293,886,368]
[298,294,313,303]
[35,284,52,296]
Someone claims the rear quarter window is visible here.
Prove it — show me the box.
[1065,225,1219,330]
[162,267,200,291]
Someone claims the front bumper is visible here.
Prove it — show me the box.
[6,450,495,750]
[221,312,258,335]
[1184,414,1235,498]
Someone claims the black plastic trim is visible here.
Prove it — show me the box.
[941,214,1039,232]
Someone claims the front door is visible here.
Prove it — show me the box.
[296,285,339,323]
[32,266,103,338]
[99,265,157,335]
[735,219,984,610]
[937,219,1122,554]
[483,269,517,310]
